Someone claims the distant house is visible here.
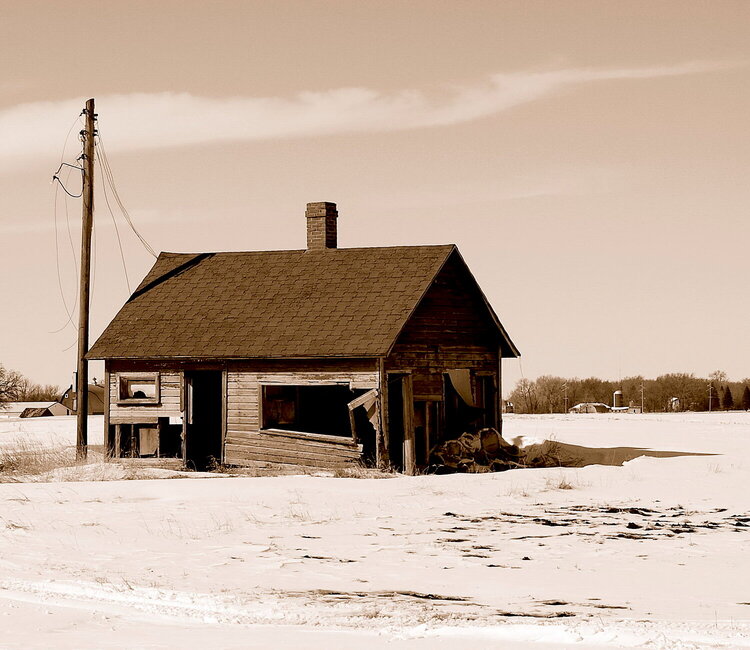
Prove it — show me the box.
[61,383,105,415]
[88,202,519,472]
[0,401,71,419]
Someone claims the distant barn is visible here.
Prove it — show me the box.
[61,383,105,415]
[88,202,519,473]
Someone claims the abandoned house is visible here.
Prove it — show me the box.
[87,202,519,472]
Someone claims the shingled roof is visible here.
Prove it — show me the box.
[88,244,518,360]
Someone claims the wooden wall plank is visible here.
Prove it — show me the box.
[225,445,359,468]
[223,368,375,468]
[225,437,359,459]
[225,429,358,449]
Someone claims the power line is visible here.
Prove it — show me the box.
[50,113,85,337]
[97,156,131,294]
[50,182,78,334]
[50,164,82,335]
[63,164,80,289]
[95,130,158,258]
[91,199,98,303]
[58,114,84,169]
[52,162,84,198]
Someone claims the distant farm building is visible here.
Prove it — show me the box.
[569,402,611,414]
[88,202,519,473]
[0,401,71,419]
[61,383,106,415]
[570,390,640,414]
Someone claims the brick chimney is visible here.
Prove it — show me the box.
[305,202,337,250]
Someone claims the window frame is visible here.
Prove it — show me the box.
[116,372,161,406]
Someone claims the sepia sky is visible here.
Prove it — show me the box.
[1,1,749,393]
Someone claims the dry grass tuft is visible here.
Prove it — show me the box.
[214,460,394,479]
[329,464,396,479]
[0,439,76,481]
[0,439,190,483]
[549,477,576,490]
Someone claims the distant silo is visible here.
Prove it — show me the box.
[613,390,624,408]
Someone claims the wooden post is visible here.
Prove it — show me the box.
[348,406,358,444]
[402,374,415,475]
[423,400,432,465]
[114,424,121,458]
[377,358,389,469]
[76,98,95,461]
[221,367,228,465]
[497,346,503,436]
[103,365,111,457]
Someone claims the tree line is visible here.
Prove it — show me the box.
[507,371,750,414]
[0,363,62,404]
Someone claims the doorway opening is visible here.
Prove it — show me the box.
[184,370,223,471]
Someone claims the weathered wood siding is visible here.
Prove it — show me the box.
[386,252,500,398]
[224,361,378,468]
[108,370,182,421]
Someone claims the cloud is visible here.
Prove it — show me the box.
[0,61,738,169]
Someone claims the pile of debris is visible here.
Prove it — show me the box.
[428,427,524,474]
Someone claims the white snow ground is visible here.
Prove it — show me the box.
[0,412,749,648]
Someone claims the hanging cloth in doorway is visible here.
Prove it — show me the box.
[447,369,477,408]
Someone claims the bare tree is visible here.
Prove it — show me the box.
[508,378,539,413]
[17,382,62,401]
[0,364,24,406]
[535,375,567,413]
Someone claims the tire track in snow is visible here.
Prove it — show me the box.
[0,579,489,629]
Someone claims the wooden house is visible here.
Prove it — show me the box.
[87,202,519,472]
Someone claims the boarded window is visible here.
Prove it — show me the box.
[117,374,160,404]
[114,418,181,458]
[261,384,363,438]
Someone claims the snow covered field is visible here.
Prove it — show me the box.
[0,413,749,648]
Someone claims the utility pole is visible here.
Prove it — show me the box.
[76,98,96,460]
[640,383,644,414]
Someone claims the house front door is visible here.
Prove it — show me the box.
[184,370,223,471]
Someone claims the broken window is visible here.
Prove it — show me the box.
[117,373,160,405]
[347,388,380,463]
[261,384,365,438]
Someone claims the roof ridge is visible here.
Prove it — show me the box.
[156,243,457,256]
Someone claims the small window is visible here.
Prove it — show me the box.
[261,384,363,438]
[117,373,160,405]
